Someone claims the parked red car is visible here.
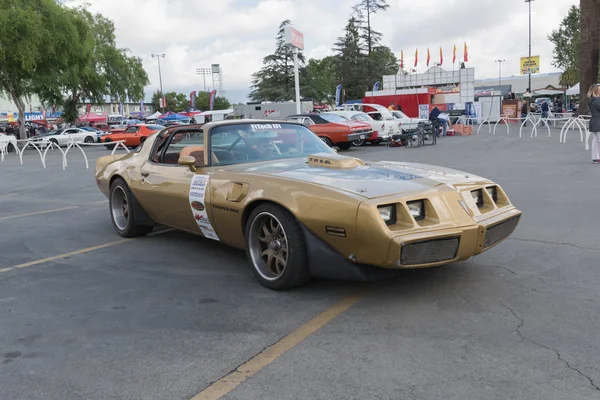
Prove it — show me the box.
[284,113,372,150]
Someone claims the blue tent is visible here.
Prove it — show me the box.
[160,113,189,121]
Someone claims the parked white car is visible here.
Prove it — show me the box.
[0,132,17,152]
[35,128,97,147]
[388,110,429,132]
[326,111,398,146]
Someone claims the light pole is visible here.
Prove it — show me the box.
[495,59,506,87]
[151,53,166,112]
[196,68,211,92]
[525,0,534,93]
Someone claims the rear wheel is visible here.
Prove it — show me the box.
[84,136,94,143]
[109,178,154,237]
[320,136,333,147]
[245,204,311,290]
[337,142,352,150]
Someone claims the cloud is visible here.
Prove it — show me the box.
[66,0,577,102]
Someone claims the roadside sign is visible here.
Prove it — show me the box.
[284,26,304,50]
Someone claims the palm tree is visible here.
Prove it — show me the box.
[578,0,600,115]
[560,66,579,88]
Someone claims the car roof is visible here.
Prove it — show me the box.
[201,118,303,131]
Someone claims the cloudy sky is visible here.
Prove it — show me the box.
[66,0,577,103]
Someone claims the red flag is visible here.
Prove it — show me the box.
[426,48,430,66]
[453,44,457,63]
[414,49,418,67]
[439,47,443,66]
[464,42,469,62]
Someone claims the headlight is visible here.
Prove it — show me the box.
[471,189,484,208]
[407,200,425,220]
[486,186,498,203]
[377,204,396,225]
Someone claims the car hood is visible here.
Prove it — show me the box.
[222,153,491,199]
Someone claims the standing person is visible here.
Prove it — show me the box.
[521,101,529,126]
[388,102,396,111]
[541,100,549,119]
[587,84,600,163]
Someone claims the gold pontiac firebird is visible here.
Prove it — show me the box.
[95,120,521,290]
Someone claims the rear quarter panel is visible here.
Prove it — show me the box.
[311,123,350,144]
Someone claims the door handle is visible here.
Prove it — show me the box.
[141,171,149,177]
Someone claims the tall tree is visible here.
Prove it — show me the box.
[332,17,367,101]
[352,0,389,57]
[249,20,306,101]
[578,0,600,115]
[368,46,399,90]
[303,57,338,103]
[0,0,84,139]
[549,6,581,88]
[152,91,188,112]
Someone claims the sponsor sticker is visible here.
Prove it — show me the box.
[250,123,282,130]
[189,174,220,241]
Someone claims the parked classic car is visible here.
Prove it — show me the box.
[101,124,164,149]
[326,110,398,146]
[33,128,97,147]
[95,120,522,290]
[284,113,372,149]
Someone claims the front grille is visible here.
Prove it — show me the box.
[400,236,460,266]
[484,216,520,248]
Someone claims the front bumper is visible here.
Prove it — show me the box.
[384,209,521,268]
[348,132,369,142]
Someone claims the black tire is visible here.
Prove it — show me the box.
[7,143,15,152]
[104,139,116,150]
[109,178,154,237]
[49,138,58,147]
[245,204,311,290]
[337,142,352,150]
[320,136,333,147]
[139,136,146,143]
[84,136,94,143]
[352,139,365,147]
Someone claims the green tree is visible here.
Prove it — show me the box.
[37,6,149,124]
[0,0,84,139]
[549,5,581,88]
[303,56,338,103]
[332,17,367,101]
[152,92,188,112]
[352,0,389,57]
[195,91,231,110]
[368,46,399,90]
[249,20,306,101]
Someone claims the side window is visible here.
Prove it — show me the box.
[303,118,315,126]
[152,129,205,166]
[124,126,139,133]
[64,129,76,134]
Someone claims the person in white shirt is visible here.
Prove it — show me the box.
[438,113,451,136]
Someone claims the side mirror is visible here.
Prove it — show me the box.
[178,155,197,172]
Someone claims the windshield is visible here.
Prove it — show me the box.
[351,113,373,122]
[392,110,410,119]
[209,123,333,166]
[320,114,349,123]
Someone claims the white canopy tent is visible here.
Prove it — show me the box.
[145,111,162,120]
[566,83,579,96]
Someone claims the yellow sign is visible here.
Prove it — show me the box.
[520,56,540,75]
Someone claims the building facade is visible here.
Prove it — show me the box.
[475,72,562,94]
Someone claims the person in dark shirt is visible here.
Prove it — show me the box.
[521,102,528,126]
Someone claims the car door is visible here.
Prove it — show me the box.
[133,128,218,238]
[61,128,79,145]
[122,126,141,146]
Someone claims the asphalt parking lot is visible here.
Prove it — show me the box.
[1,128,599,400]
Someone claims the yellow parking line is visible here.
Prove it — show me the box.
[190,291,365,400]
[0,228,173,273]
[0,206,80,221]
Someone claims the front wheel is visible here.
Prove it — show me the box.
[352,139,365,147]
[7,143,15,152]
[109,178,154,237]
[337,142,352,150]
[245,204,311,290]
[104,139,116,150]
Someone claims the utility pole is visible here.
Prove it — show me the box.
[525,0,534,93]
[196,68,211,92]
[495,59,506,87]
[151,53,166,112]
